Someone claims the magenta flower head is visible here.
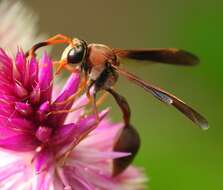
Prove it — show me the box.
[0,49,146,189]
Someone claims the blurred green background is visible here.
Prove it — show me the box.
[24,0,222,189]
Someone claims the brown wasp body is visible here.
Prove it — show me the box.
[26,34,208,176]
[79,43,119,90]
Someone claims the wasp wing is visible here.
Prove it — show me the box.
[113,48,199,66]
[112,65,208,130]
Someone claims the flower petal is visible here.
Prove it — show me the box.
[65,91,91,124]
[15,102,33,116]
[79,121,122,150]
[52,123,77,146]
[36,101,50,122]
[15,50,26,82]
[38,52,53,103]
[0,49,13,79]
[49,72,80,126]
[0,116,35,133]
[30,83,41,104]
[34,149,52,174]
[28,56,38,87]
[0,134,38,151]
[0,160,25,182]
[33,170,53,190]
[14,82,28,98]
[66,164,119,190]
[35,126,52,143]
[77,108,109,135]
[70,148,130,163]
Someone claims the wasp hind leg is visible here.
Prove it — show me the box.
[86,80,101,124]
[56,84,107,165]
[54,74,88,107]
[106,88,140,177]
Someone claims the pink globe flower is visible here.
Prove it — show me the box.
[0,49,146,190]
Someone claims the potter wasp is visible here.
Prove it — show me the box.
[26,34,208,176]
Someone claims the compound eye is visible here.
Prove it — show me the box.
[67,44,85,64]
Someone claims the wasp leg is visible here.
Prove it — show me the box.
[93,92,99,123]
[106,88,140,177]
[46,104,87,116]
[47,92,107,116]
[54,75,87,106]
[39,59,78,75]
[52,59,68,75]
[25,34,72,57]
[95,91,108,107]
[56,93,106,165]
[57,112,102,166]
[86,81,100,124]
[64,64,79,73]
